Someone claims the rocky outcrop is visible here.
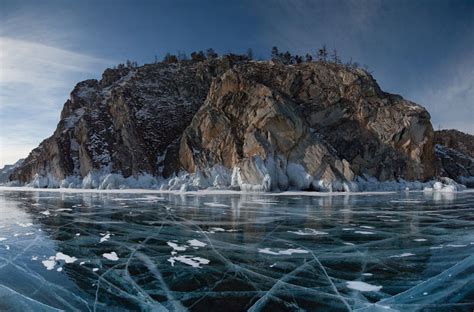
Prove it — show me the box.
[0,159,24,183]
[11,56,247,186]
[11,57,440,190]
[435,130,474,158]
[434,130,474,185]
[179,62,435,191]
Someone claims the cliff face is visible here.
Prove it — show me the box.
[11,56,245,185]
[0,159,24,183]
[11,57,440,190]
[180,62,435,190]
[434,130,474,184]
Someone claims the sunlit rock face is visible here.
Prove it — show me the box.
[12,58,438,189]
[180,62,436,190]
[434,130,474,185]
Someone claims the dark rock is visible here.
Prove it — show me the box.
[434,130,474,184]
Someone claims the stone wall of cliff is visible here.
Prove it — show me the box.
[179,62,436,190]
[434,130,474,183]
[11,57,449,190]
[11,56,247,184]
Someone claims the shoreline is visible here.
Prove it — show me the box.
[1,186,472,197]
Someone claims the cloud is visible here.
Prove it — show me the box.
[253,0,381,55]
[0,37,113,167]
[411,52,474,134]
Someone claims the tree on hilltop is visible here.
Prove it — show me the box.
[318,45,328,62]
[206,48,218,59]
[163,53,178,63]
[190,51,206,62]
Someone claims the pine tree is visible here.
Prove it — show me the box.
[206,48,218,59]
[282,51,292,65]
[163,53,178,63]
[271,46,280,62]
[191,51,206,62]
[318,45,328,62]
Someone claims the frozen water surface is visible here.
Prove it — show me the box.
[0,188,473,311]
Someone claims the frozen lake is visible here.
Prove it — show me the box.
[0,188,473,311]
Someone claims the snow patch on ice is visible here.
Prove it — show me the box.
[102,252,119,261]
[99,233,111,243]
[187,239,207,247]
[390,253,415,258]
[347,281,382,292]
[355,231,374,235]
[167,255,210,268]
[167,242,187,252]
[204,202,229,207]
[42,259,56,271]
[258,248,309,255]
[287,228,328,236]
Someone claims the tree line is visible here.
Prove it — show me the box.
[270,45,369,71]
[113,46,369,72]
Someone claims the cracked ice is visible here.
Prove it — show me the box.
[0,188,473,311]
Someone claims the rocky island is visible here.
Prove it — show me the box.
[3,54,473,191]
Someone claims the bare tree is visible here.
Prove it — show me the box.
[331,49,341,64]
[246,48,253,60]
[177,51,188,61]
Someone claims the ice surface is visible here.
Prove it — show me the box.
[0,188,473,311]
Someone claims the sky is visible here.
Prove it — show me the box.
[0,0,473,167]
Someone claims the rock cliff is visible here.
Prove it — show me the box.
[180,62,435,190]
[10,56,448,190]
[0,159,24,183]
[434,130,474,185]
[10,56,246,187]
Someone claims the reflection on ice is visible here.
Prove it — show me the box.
[0,188,473,311]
